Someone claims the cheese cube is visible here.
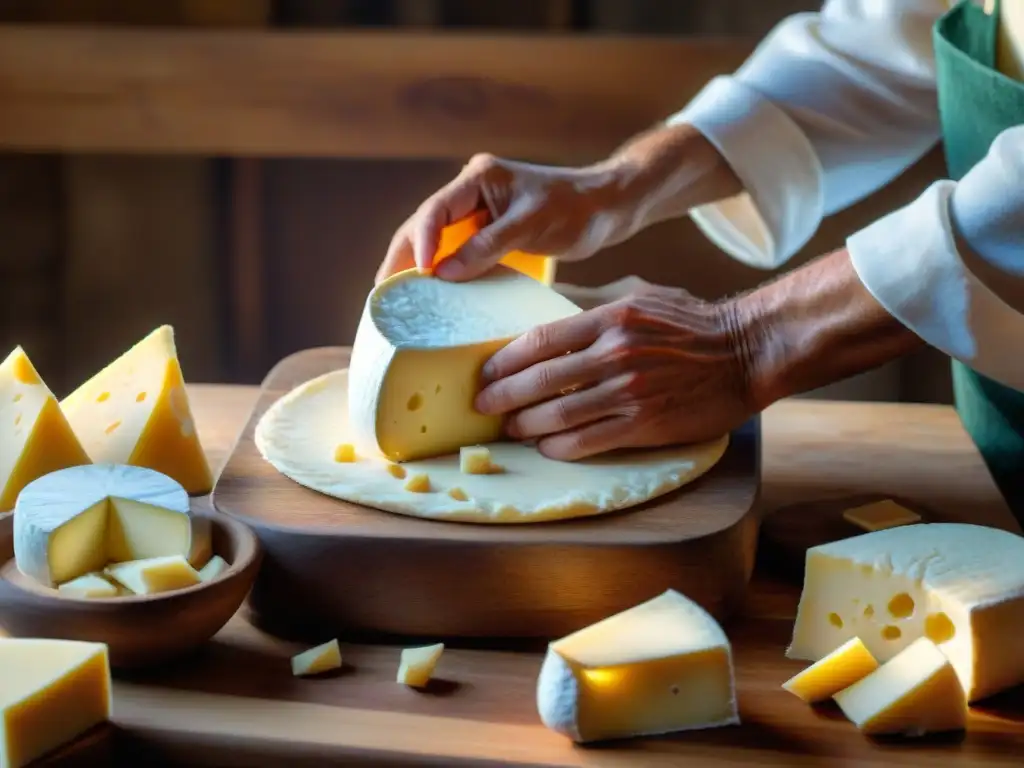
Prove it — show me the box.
[397,643,445,687]
[105,554,200,595]
[0,639,111,768]
[333,443,356,463]
[60,325,213,495]
[842,500,922,532]
[447,487,469,502]
[833,637,967,736]
[291,639,342,677]
[0,347,91,512]
[536,589,739,743]
[197,554,229,582]
[57,572,121,599]
[787,522,1024,702]
[459,445,494,474]
[782,637,879,703]
[403,473,431,493]
[14,464,193,587]
[347,265,580,462]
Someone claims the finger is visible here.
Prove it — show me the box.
[410,178,483,270]
[377,229,415,284]
[482,309,607,382]
[475,346,601,415]
[537,415,635,461]
[433,200,533,282]
[505,377,624,439]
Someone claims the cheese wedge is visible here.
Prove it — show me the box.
[842,500,922,532]
[397,643,445,687]
[0,639,111,768]
[104,554,200,595]
[782,637,879,703]
[57,572,121,599]
[291,639,342,677]
[833,637,967,736]
[197,554,229,582]
[536,589,739,743]
[433,210,555,285]
[13,464,193,587]
[0,347,91,512]
[188,515,213,569]
[347,265,580,462]
[61,325,213,494]
[787,522,1024,702]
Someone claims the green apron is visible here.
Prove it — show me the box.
[935,0,1024,521]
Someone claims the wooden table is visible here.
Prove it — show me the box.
[55,387,1024,766]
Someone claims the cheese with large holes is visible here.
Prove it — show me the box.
[347,265,580,462]
[60,325,213,494]
[536,589,739,743]
[0,639,111,768]
[105,555,200,595]
[833,637,967,736]
[13,464,192,587]
[782,637,879,703]
[291,639,342,677]
[397,643,445,687]
[787,522,1024,702]
[0,347,91,512]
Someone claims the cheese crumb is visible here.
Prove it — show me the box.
[460,445,493,474]
[333,443,356,463]
[386,463,407,479]
[397,643,444,687]
[404,473,431,493]
[448,487,469,502]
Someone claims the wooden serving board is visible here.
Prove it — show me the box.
[213,346,760,642]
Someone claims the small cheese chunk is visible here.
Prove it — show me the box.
[0,347,91,512]
[842,500,922,532]
[787,522,1024,702]
[386,463,406,480]
[61,325,213,495]
[291,639,342,677]
[397,643,445,687]
[782,637,879,703]
[536,589,739,743]
[0,639,111,768]
[14,464,193,587]
[833,637,967,736]
[447,487,469,502]
[403,473,431,493]
[105,554,200,595]
[197,554,229,582]
[347,265,580,462]
[188,515,213,569]
[333,443,356,463]
[57,572,121,599]
[459,445,494,475]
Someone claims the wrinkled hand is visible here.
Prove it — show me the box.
[474,282,754,460]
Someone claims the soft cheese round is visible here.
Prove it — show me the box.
[255,369,729,524]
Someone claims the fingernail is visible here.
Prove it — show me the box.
[481,362,496,381]
[434,259,463,280]
[474,390,494,414]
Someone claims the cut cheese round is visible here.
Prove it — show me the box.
[255,369,728,524]
[13,463,193,586]
[787,522,1024,703]
[347,265,581,463]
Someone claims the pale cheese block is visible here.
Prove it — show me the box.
[0,638,111,768]
[787,522,1024,702]
[0,347,91,512]
[397,643,444,687]
[460,445,497,475]
[188,515,213,569]
[57,572,121,599]
[61,325,213,495]
[255,369,728,524]
[104,554,200,595]
[13,464,193,586]
[842,500,921,532]
[346,265,581,463]
[291,639,342,677]
[782,637,879,703]
[197,554,229,582]
[536,589,739,743]
[833,637,967,736]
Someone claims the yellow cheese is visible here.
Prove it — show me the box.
[61,325,213,495]
[197,554,228,582]
[0,638,111,768]
[433,210,555,285]
[397,643,444,687]
[833,637,967,736]
[188,515,213,569]
[57,572,121,599]
[291,639,342,677]
[403,473,431,493]
[536,589,739,743]
[447,487,469,502]
[0,347,91,512]
[842,500,921,532]
[104,554,200,595]
[386,463,407,480]
[782,637,879,703]
[333,443,356,463]
[459,445,493,474]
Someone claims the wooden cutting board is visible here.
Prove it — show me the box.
[213,346,761,643]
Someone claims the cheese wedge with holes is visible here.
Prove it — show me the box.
[782,637,878,703]
[0,347,91,512]
[347,265,580,462]
[61,325,213,494]
[14,464,192,586]
[291,639,342,677]
[397,643,445,687]
[0,638,111,768]
[833,637,967,736]
[57,572,121,599]
[104,554,200,595]
[536,589,739,743]
[787,523,1024,702]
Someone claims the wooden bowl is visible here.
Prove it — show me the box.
[0,509,261,670]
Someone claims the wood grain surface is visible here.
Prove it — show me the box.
[26,381,1023,766]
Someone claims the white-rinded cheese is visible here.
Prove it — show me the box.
[105,554,200,595]
[197,554,229,582]
[14,464,193,587]
[833,637,967,736]
[291,639,342,677]
[397,643,445,687]
[787,522,1024,702]
[842,500,922,532]
[782,637,879,703]
[346,265,581,463]
[60,325,213,495]
[57,572,121,599]
[0,638,111,768]
[0,346,91,512]
[536,589,739,743]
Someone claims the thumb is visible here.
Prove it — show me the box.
[434,206,532,282]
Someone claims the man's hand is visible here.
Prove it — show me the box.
[474,283,755,460]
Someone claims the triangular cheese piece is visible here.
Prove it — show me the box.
[0,347,91,511]
[61,326,213,494]
[291,639,342,677]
